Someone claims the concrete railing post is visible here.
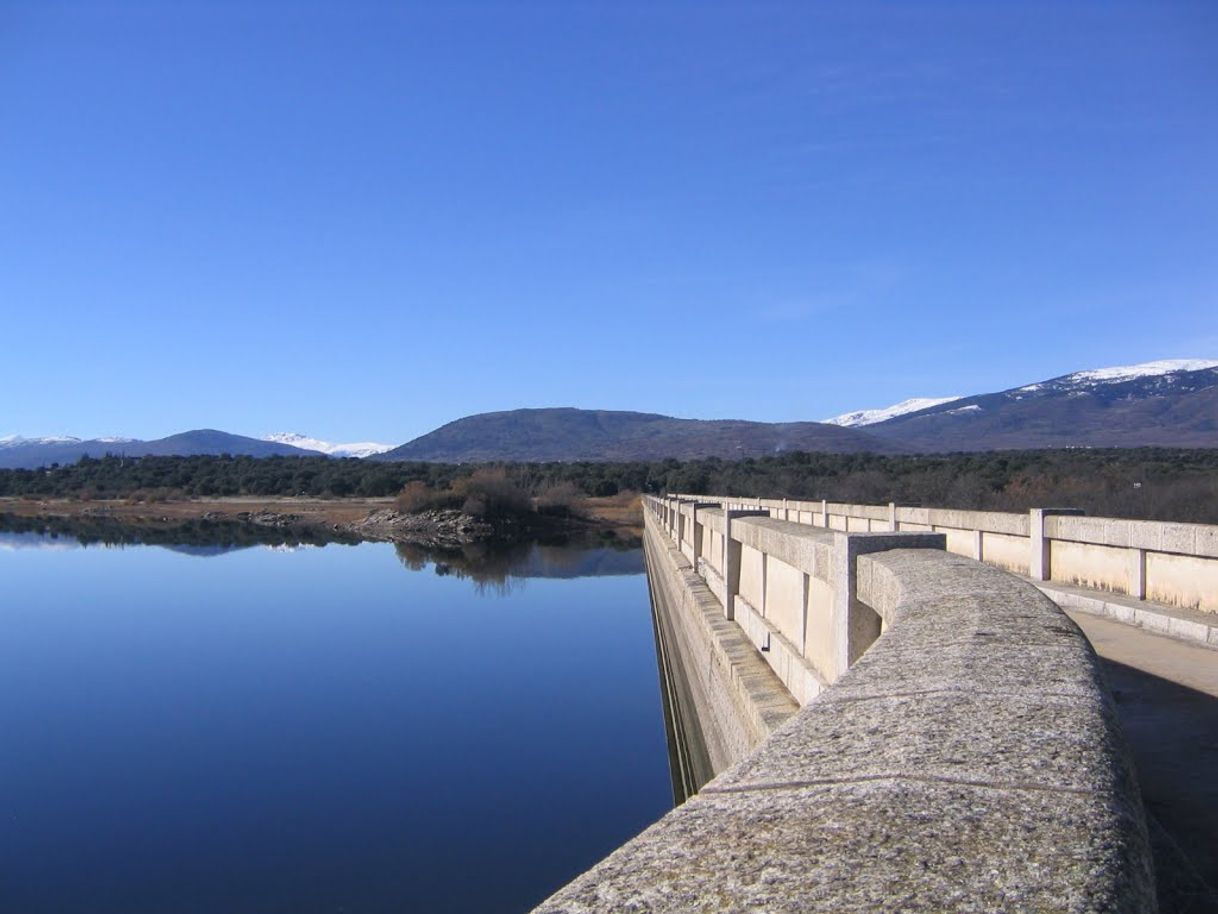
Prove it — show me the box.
[722,508,769,621]
[1030,507,1084,581]
[820,499,829,528]
[1030,509,1047,581]
[690,501,718,570]
[888,502,897,531]
[1131,548,1147,600]
[830,531,946,681]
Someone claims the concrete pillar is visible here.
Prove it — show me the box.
[690,501,718,570]
[1131,548,1147,600]
[760,552,768,618]
[821,499,829,528]
[722,508,769,620]
[799,570,810,655]
[888,502,897,532]
[692,503,701,565]
[973,529,984,561]
[1029,509,1048,580]
[830,531,946,681]
[1029,507,1084,581]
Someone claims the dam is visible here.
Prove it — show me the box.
[530,494,1218,913]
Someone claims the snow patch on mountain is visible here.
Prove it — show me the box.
[1,434,135,449]
[263,432,394,459]
[1056,359,1218,386]
[823,396,962,428]
[0,434,82,448]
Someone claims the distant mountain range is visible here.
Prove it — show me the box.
[0,430,322,470]
[0,430,393,469]
[824,397,963,428]
[846,359,1218,451]
[371,408,896,462]
[3,359,1216,469]
[263,433,393,459]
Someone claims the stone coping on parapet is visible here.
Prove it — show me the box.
[533,532,1156,914]
[1035,578,1218,649]
[729,515,835,581]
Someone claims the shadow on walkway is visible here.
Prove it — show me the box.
[1099,657,1218,914]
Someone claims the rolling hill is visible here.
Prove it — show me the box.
[373,408,900,462]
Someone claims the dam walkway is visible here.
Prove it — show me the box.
[1068,610,1218,913]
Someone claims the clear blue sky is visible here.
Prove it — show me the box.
[2,1,1216,444]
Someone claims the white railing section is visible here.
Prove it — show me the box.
[671,494,1218,615]
[648,495,944,702]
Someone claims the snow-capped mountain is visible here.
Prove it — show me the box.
[1,434,82,447]
[824,397,962,428]
[263,432,393,459]
[861,359,1218,450]
[1016,359,1218,393]
[1,434,136,448]
[0,430,325,470]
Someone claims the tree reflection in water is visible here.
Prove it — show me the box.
[0,512,643,595]
[394,535,644,596]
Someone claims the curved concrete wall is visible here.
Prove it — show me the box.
[531,498,1156,913]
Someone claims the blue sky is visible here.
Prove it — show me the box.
[2,1,1215,444]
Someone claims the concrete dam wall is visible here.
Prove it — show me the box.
[533,496,1157,913]
[690,494,1218,622]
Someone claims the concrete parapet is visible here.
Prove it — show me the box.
[535,508,1156,913]
[643,505,798,781]
[674,493,1218,614]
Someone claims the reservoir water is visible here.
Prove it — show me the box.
[0,528,672,913]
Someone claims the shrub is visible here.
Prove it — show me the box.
[395,481,457,513]
[535,481,584,517]
[453,468,532,519]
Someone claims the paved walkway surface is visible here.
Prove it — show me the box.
[1041,578,1218,648]
[1067,611,1218,914]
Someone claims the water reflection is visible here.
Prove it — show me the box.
[395,538,643,595]
[0,515,669,914]
[0,514,643,591]
[0,512,355,553]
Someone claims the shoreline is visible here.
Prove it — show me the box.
[0,494,644,548]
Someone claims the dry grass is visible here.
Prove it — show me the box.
[576,490,643,526]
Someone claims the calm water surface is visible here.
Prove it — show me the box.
[0,531,671,913]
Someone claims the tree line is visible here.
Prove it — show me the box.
[1,449,1216,523]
